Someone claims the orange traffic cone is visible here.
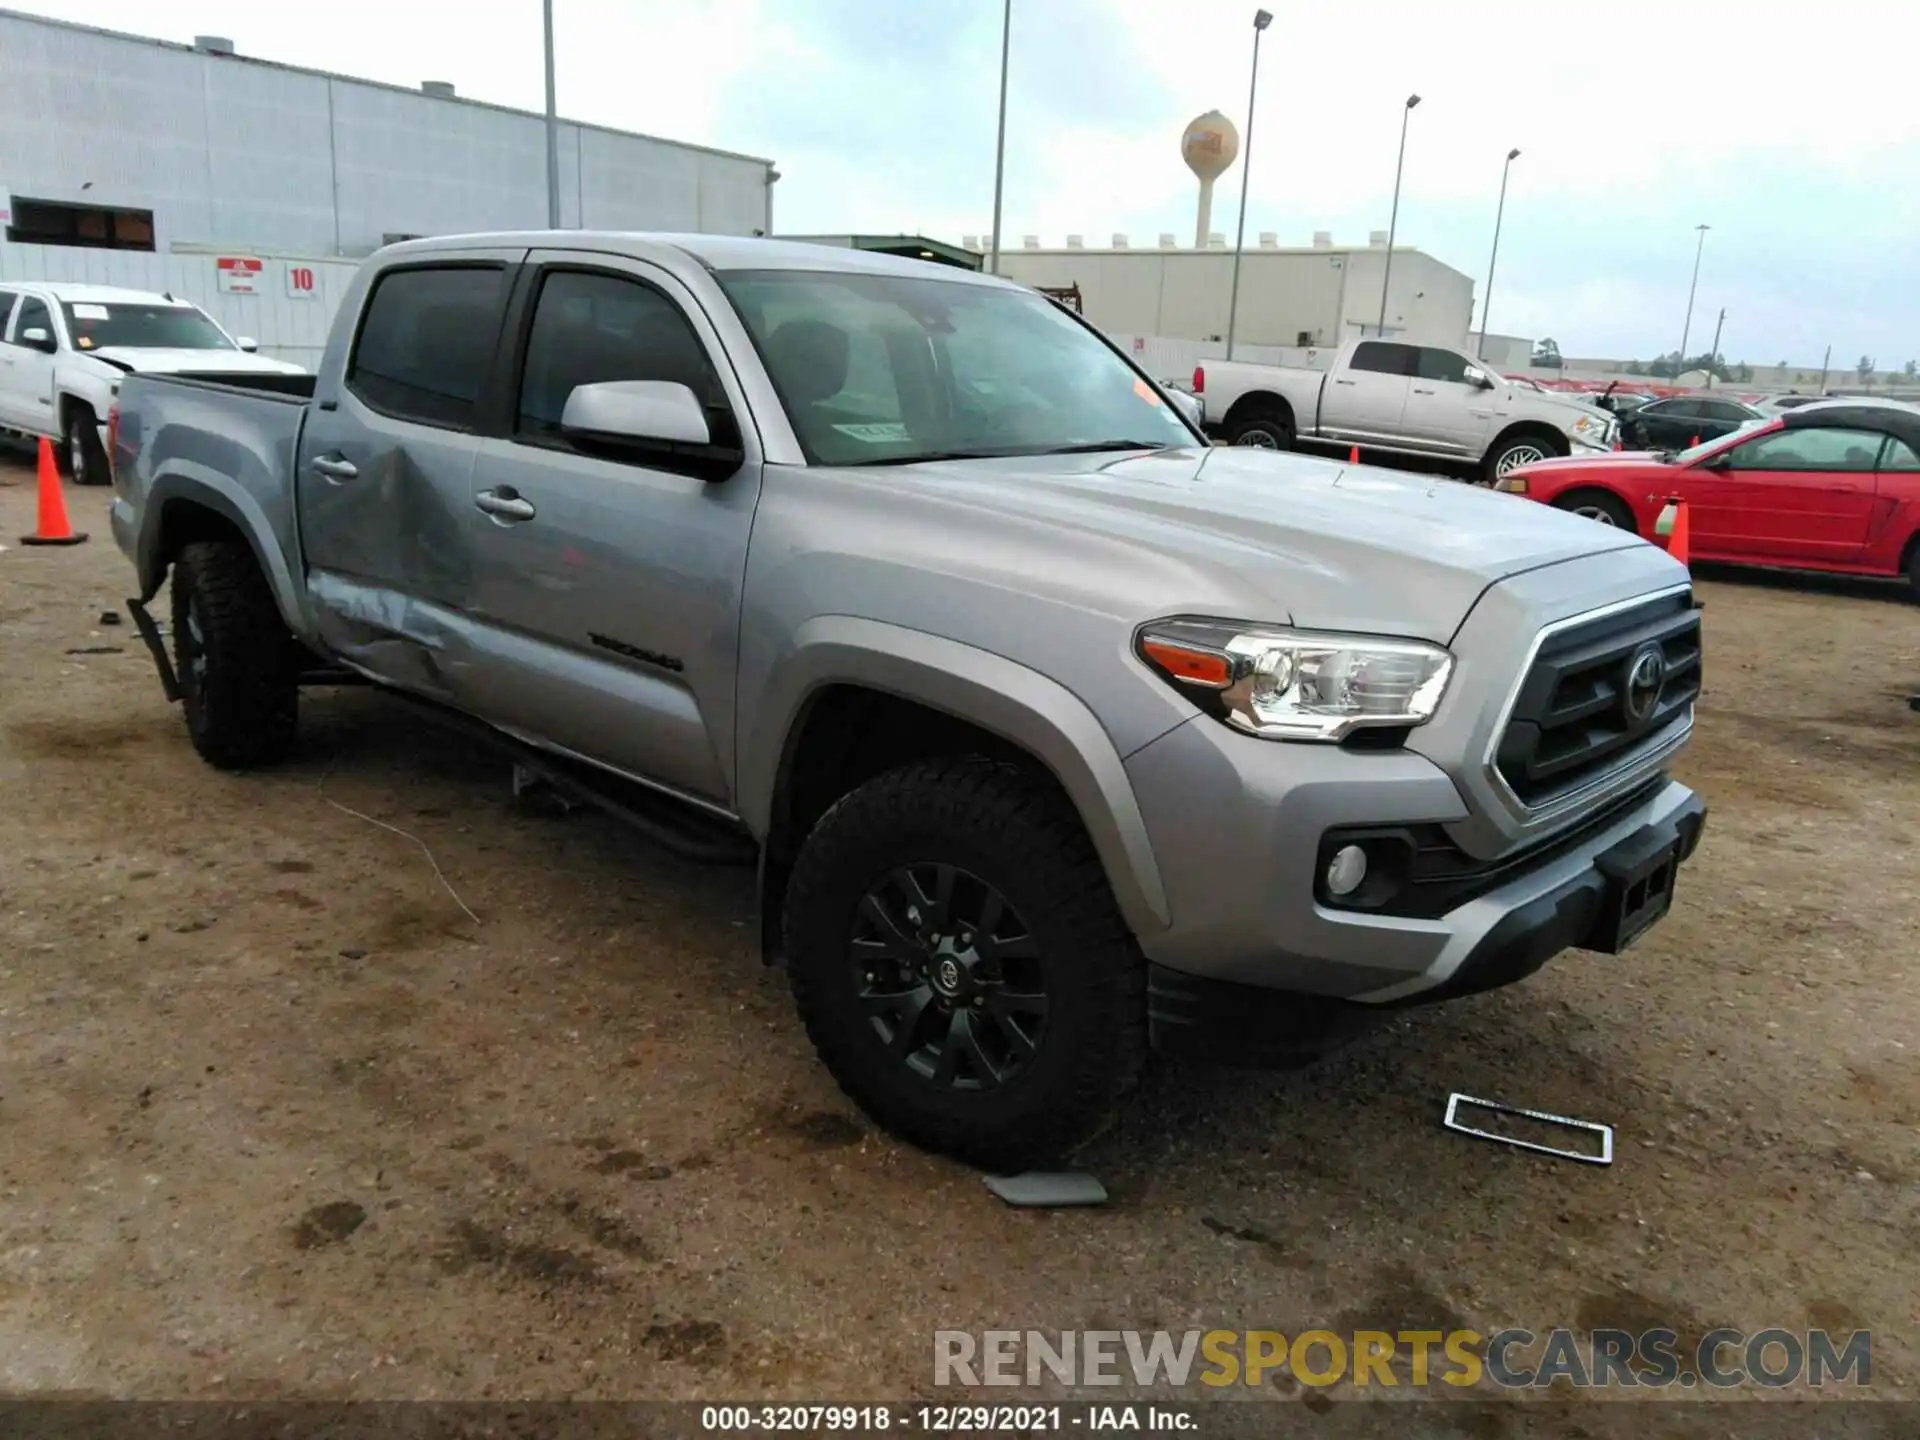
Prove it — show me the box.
[19,436,88,547]
[1654,495,1690,566]
[1349,445,1360,463]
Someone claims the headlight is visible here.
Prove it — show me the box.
[1136,619,1454,742]
[1572,414,1602,438]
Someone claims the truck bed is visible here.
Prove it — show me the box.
[125,371,318,401]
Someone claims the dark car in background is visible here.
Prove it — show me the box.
[1622,394,1762,450]
[1591,386,1657,418]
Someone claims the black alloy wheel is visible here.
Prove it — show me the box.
[850,862,1049,1091]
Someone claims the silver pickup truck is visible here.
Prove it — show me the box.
[1198,338,1618,481]
[107,232,1705,1169]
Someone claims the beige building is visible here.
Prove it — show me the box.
[982,233,1475,351]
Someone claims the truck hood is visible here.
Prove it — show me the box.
[1516,390,1612,424]
[900,446,1647,644]
[80,347,306,376]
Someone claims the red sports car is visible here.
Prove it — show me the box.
[1494,398,1920,598]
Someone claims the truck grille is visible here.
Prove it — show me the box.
[1493,590,1700,807]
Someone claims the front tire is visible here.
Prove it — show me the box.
[1552,489,1636,533]
[1485,432,1564,483]
[783,757,1146,1172]
[170,541,299,770]
[63,406,110,486]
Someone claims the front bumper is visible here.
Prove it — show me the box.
[1124,712,1704,1064]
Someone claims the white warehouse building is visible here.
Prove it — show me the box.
[989,232,1475,354]
[0,7,775,364]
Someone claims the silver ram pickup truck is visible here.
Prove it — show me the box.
[1198,338,1618,481]
[107,233,1706,1169]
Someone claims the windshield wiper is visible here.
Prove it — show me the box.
[1032,439,1174,455]
[842,439,1172,468]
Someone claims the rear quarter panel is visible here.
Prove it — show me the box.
[112,376,312,634]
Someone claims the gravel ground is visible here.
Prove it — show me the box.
[2,456,1917,1410]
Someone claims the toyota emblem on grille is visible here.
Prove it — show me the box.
[1622,644,1666,727]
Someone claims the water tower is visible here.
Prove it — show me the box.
[1181,111,1241,249]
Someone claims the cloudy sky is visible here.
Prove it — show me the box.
[29,0,1920,366]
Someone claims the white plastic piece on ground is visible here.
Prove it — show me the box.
[984,1172,1109,1207]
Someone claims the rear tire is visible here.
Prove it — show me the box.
[1227,410,1295,450]
[1485,432,1565,483]
[1552,489,1636,533]
[783,757,1146,1172]
[1905,541,1920,604]
[63,405,110,486]
[170,541,299,770]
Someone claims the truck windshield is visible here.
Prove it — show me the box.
[716,269,1198,466]
[60,302,235,352]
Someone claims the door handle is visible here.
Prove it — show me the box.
[1412,387,1435,395]
[310,454,358,481]
[1333,378,1357,386]
[475,488,537,522]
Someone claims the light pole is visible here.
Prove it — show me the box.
[1224,8,1274,362]
[543,0,561,227]
[1474,148,1520,360]
[1705,307,1726,389]
[987,0,1012,275]
[1675,223,1709,383]
[1376,95,1421,335]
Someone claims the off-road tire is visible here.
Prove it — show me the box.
[170,540,299,770]
[64,405,110,486]
[783,757,1147,1172]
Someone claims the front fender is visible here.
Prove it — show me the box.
[739,615,1172,937]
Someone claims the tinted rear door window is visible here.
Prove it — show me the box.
[348,265,508,430]
[1350,342,1416,376]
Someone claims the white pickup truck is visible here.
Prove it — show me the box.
[1196,338,1618,481]
[0,282,306,484]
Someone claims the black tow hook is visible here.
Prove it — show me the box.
[126,597,182,703]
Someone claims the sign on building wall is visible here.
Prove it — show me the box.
[215,256,263,294]
[285,264,319,299]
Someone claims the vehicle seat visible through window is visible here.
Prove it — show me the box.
[764,319,851,417]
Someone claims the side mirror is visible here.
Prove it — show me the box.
[235,336,259,353]
[560,380,742,478]
[20,326,57,352]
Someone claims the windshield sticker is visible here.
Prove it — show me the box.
[1133,378,1163,407]
[831,422,911,443]
[76,336,95,349]
[71,304,111,320]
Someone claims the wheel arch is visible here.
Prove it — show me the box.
[1548,483,1639,534]
[742,618,1173,961]
[1488,420,1569,461]
[1220,389,1297,435]
[138,477,304,634]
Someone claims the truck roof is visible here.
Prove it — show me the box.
[378,231,1019,289]
[4,281,194,306]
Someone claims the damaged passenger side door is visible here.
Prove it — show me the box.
[295,252,520,703]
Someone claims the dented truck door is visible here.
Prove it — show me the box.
[294,251,522,703]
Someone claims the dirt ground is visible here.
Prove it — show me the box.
[2,452,1918,1409]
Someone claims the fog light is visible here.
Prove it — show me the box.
[1325,844,1368,897]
